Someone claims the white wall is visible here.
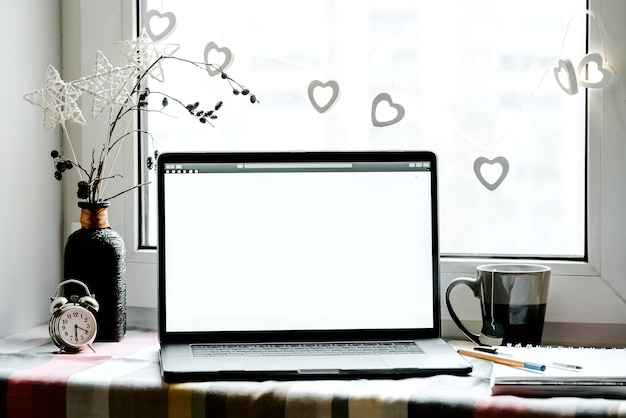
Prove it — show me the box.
[0,0,62,337]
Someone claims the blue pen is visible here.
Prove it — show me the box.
[458,348,547,371]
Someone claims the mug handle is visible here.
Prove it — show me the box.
[445,277,482,345]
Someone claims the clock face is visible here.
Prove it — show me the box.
[53,305,97,349]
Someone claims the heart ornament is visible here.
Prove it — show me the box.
[204,42,233,77]
[576,52,613,89]
[371,93,405,127]
[145,10,177,42]
[308,80,340,113]
[553,59,578,95]
[473,156,509,191]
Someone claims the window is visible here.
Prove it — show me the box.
[64,1,626,337]
[138,0,587,259]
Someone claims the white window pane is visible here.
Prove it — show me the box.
[140,0,587,258]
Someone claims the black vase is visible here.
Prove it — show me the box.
[63,202,126,342]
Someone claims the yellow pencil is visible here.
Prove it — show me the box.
[458,348,546,371]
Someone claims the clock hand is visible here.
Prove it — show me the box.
[75,325,78,340]
[76,325,89,333]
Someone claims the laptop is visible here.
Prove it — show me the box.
[157,151,472,382]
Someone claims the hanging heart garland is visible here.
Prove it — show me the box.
[553,11,615,94]
[554,59,578,95]
[553,53,614,94]
[371,92,405,127]
[473,156,509,191]
[307,80,340,113]
[576,52,613,88]
[145,10,177,42]
[204,42,233,77]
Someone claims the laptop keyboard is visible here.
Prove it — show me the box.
[191,341,423,357]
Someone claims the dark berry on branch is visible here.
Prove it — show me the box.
[146,156,154,170]
[241,89,250,96]
[64,160,73,170]
[77,181,90,199]
[56,162,66,173]
[221,72,228,79]
[199,117,207,124]
[215,101,223,110]
[162,97,169,107]
[51,150,59,158]
[186,104,194,111]
[233,89,240,95]
[250,95,257,104]
[193,102,200,109]
[54,171,62,181]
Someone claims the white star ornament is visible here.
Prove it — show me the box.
[23,65,85,133]
[73,51,140,118]
[115,28,179,82]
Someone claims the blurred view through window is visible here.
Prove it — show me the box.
[138,0,587,259]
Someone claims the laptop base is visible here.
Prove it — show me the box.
[160,338,471,382]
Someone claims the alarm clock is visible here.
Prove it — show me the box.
[49,279,99,353]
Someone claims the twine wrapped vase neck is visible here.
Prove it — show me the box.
[79,201,110,229]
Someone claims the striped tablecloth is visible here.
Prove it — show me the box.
[1,326,626,418]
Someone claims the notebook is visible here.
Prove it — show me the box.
[490,345,626,397]
[157,151,472,382]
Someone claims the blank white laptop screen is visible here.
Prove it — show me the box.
[162,158,435,333]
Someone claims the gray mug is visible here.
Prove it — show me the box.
[445,264,550,346]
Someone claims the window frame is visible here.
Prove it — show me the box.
[62,0,626,343]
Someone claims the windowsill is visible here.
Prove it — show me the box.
[442,319,626,348]
[127,306,158,330]
[440,257,600,277]
[128,306,626,348]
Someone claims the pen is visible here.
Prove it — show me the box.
[552,361,583,370]
[474,346,501,355]
[458,348,546,371]
[474,346,583,370]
